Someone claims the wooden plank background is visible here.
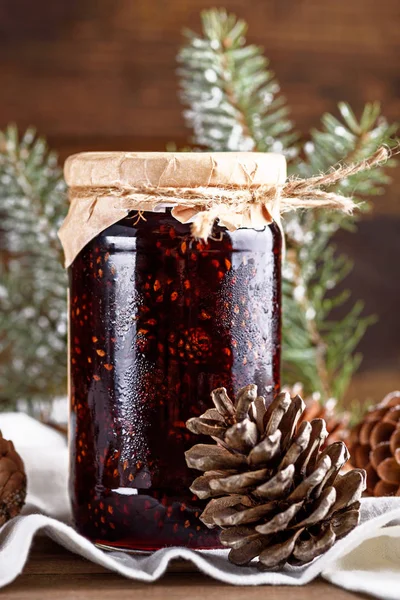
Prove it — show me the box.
[0,0,399,397]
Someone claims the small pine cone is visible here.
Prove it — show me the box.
[284,383,350,446]
[349,391,400,496]
[0,432,27,526]
[186,385,365,569]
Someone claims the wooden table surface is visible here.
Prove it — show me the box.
[0,537,369,600]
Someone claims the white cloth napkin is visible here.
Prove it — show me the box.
[1,412,400,598]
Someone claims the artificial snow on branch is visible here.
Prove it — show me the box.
[0,126,67,410]
[177,8,398,407]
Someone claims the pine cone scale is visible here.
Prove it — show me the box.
[263,393,292,438]
[220,525,261,548]
[187,418,227,437]
[354,444,370,469]
[376,458,400,484]
[201,494,253,527]
[297,419,328,477]
[256,502,302,536]
[297,487,336,529]
[374,480,399,496]
[259,529,303,568]
[210,468,268,494]
[292,526,335,564]
[186,386,365,568]
[214,502,275,527]
[228,536,268,566]
[288,454,330,504]
[255,464,294,500]
[0,434,27,525]
[211,388,236,419]
[224,419,258,451]
[185,444,247,472]
[331,504,360,538]
[391,431,400,455]
[190,472,234,499]
[248,430,281,466]
[279,396,305,450]
[333,470,364,512]
[278,421,311,471]
[371,421,396,447]
[370,442,392,469]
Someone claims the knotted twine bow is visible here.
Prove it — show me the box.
[61,147,388,267]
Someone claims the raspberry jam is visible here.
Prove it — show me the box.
[69,210,281,551]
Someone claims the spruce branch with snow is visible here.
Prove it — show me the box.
[0,126,67,410]
[177,8,398,406]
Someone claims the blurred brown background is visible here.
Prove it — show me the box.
[0,0,399,399]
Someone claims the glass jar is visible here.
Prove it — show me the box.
[63,152,284,552]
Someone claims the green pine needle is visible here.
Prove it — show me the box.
[0,125,67,409]
[178,8,298,157]
[178,8,398,408]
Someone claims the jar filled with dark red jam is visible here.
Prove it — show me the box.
[61,152,285,552]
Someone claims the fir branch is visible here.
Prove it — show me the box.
[283,105,397,401]
[177,8,398,406]
[178,9,298,156]
[0,126,67,410]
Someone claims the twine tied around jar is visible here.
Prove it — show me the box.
[60,147,389,267]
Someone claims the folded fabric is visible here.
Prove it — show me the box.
[1,412,400,598]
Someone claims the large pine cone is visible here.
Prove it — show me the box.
[0,432,27,526]
[349,391,400,496]
[186,385,365,569]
